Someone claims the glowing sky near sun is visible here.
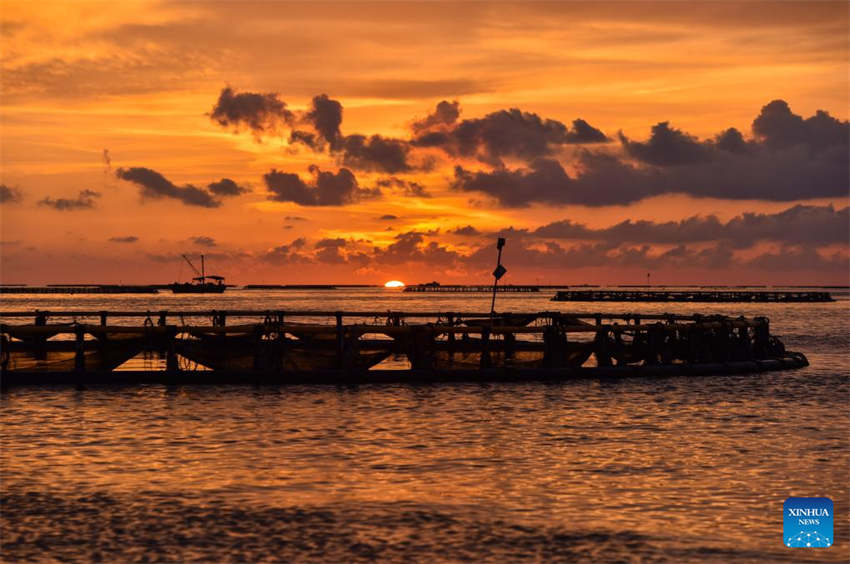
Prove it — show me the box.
[0,1,847,285]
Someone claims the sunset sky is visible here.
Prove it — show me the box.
[1,1,847,285]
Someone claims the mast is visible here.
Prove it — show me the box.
[181,254,201,278]
[201,254,205,282]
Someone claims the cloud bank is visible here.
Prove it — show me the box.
[454,100,848,206]
[38,189,100,210]
[264,166,380,206]
[116,167,248,207]
[0,184,23,204]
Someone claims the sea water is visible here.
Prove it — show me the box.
[1,288,848,561]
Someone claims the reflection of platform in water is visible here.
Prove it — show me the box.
[1,309,809,386]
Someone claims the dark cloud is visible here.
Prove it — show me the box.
[306,94,343,148]
[264,166,380,206]
[752,99,848,152]
[413,106,609,165]
[619,121,710,166]
[210,88,346,155]
[374,176,430,197]
[566,119,609,143]
[714,127,751,154]
[0,184,22,204]
[116,167,221,208]
[288,129,318,148]
[108,236,139,243]
[315,238,346,249]
[118,169,249,207]
[453,158,577,207]
[454,101,849,206]
[339,134,413,173]
[411,100,460,133]
[378,214,398,220]
[452,225,481,236]
[215,89,419,174]
[533,204,849,247]
[190,236,217,247]
[314,237,347,263]
[207,178,249,196]
[261,237,310,264]
[723,205,849,247]
[372,231,461,266]
[38,189,100,211]
[284,215,308,221]
[209,86,293,134]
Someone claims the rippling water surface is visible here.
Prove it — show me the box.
[2,288,848,561]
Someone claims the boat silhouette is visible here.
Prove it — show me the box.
[169,254,226,294]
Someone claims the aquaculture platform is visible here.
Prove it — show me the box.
[551,290,834,303]
[405,285,540,293]
[0,309,807,386]
[0,285,160,294]
[242,284,376,289]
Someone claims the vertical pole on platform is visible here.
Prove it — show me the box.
[336,312,344,369]
[166,327,178,372]
[278,312,286,373]
[447,313,455,350]
[480,327,491,369]
[74,326,86,374]
[490,238,506,316]
[33,311,48,360]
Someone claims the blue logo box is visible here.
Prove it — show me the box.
[784,497,833,548]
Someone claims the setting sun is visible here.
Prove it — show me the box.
[384,280,405,288]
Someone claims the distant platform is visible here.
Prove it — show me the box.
[241,285,380,290]
[242,284,338,290]
[552,290,834,303]
[0,285,159,295]
[404,285,540,293]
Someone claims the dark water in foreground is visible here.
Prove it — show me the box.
[2,288,848,562]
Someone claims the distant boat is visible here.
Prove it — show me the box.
[170,254,226,294]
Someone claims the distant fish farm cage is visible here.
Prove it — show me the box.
[0,285,159,294]
[551,290,834,303]
[0,309,807,386]
[242,285,339,290]
[405,285,540,293]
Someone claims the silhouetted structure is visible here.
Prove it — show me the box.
[405,285,540,293]
[0,285,159,294]
[1,309,807,386]
[170,254,226,293]
[552,290,834,303]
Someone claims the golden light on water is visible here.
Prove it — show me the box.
[384,280,405,288]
